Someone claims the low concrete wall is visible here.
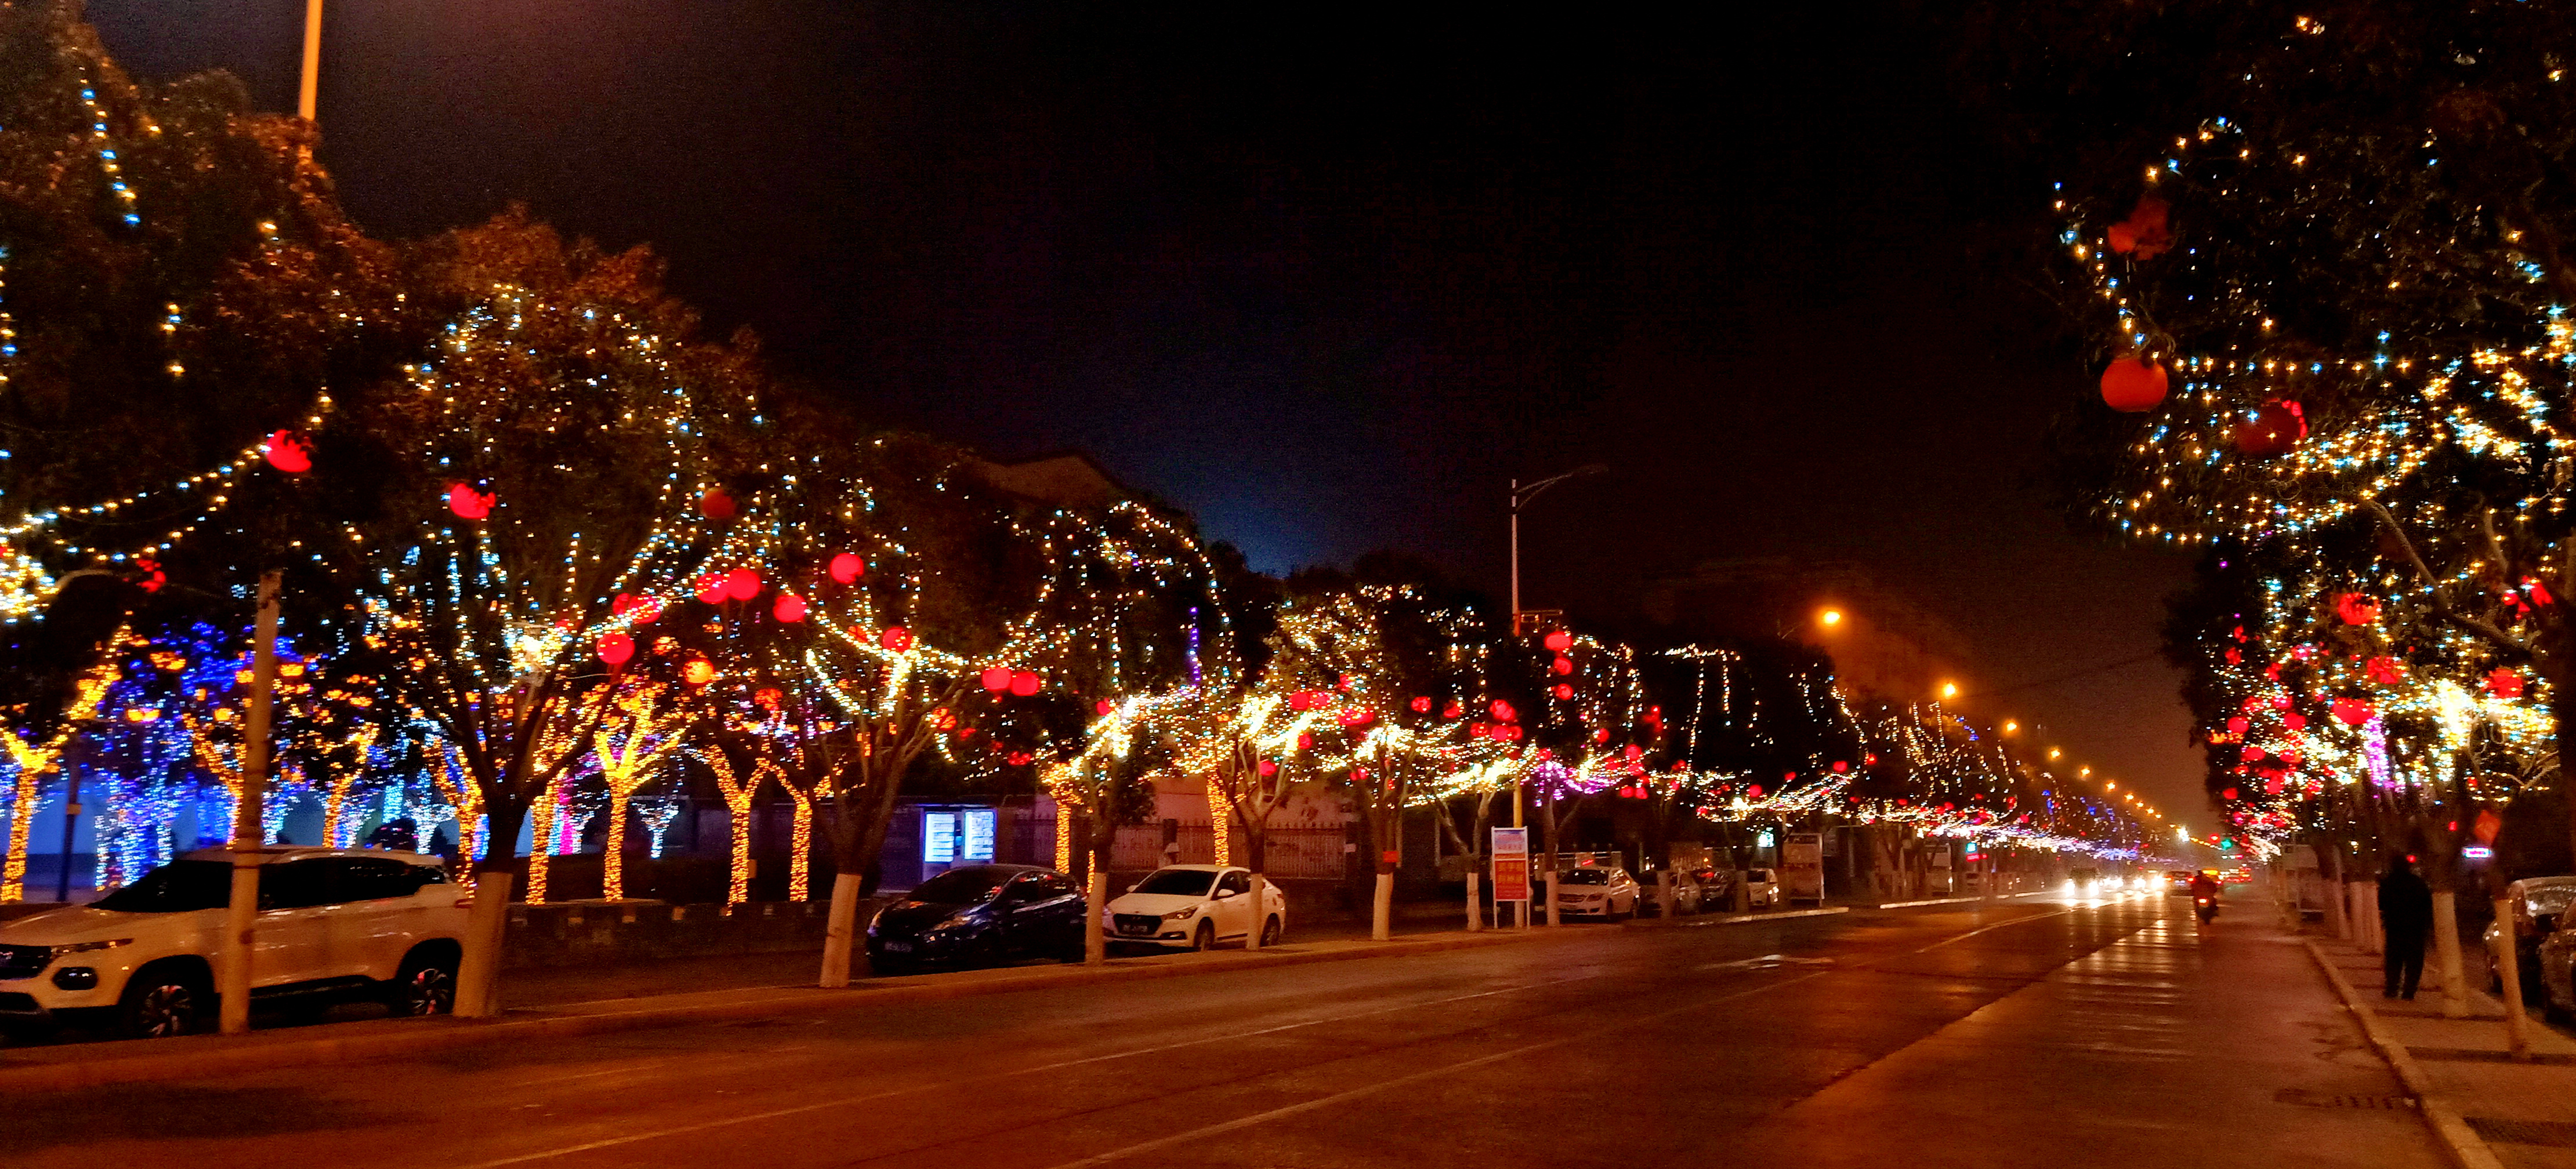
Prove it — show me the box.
[501,898,886,970]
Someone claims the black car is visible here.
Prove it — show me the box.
[865,864,1086,974]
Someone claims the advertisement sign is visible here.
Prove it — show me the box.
[1491,827,1531,902]
[1783,832,1825,902]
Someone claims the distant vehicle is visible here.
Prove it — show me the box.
[1741,868,1782,911]
[2066,867,2102,896]
[2487,876,2576,1004]
[1639,872,1702,917]
[1103,865,1287,950]
[2166,870,2200,895]
[1553,867,1642,920]
[0,848,464,1040]
[867,864,1086,973]
[1690,868,1735,906]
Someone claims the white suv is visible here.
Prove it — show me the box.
[0,847,467,1039]
[1104,865,1288,950]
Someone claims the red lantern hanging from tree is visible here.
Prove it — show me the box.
[683,657,715,686]
[1094,699,1115,716]
[446,482,494,520]
[981,667,1015,693]
[263,430,312,473]
[2488,668,2527,699]
[829,552,865,584]
[1542,630,1573,652]
[773,593,807,623]
[1552,683,1574,700]
[1490,700,1517,723]
[2336,593,2381,626]
[1009,670,1041,698]
[2098,357,2169,412]
[700,488,737,521]
[694,575,727,605]
[880,626,913,652]
[2365,656,2404,685]
[2104,193,2171,259]
[2331,697,2375,726]
[596,633,635,667]
[723,568,762,601]
[1409,696,1432,714]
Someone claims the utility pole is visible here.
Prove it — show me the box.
[1508,465,1602,931]
[217,570,282,1035]
[299,0,324,124]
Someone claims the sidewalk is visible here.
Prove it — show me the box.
[2309,930,2576,1169]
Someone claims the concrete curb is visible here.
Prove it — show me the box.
[2302,938,2508,1169]
[0,928,1564,1094]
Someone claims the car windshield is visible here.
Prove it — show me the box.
[93,860,233,913]
[1135,869,1217,896]
[2526,883,2576,917]
[911,867,1015,905]
[1560,870,1611,885]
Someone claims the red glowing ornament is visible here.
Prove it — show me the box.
[2225,716,2249,735]
[1296,732,1315,751]
[723,568,762,601]
[773,593,807,623]
[1552,683,1575,700]
[683,657,715,686]
[1542,630,1573,652]
[1831,760,1848,773]
[2242,746,2266,761]
[1095,699,1115,716]
[2488,668,2527,699]
[263,430,312,473]
[1747,785,1764,799]
[1410,696,1433,714]
[2234,400,2306,456]
[2335,593,2381,626]
[1551,656,1574,676]
[2223,648,2241,666]
[880,626,913,652]
[1489,700,1517,723]
[1442,700,1464,720]
[596,633,635,667]
[829,552,865,584]
[446,482,494,520]
[694,575,727,604]
[755,687,784,709]
[1592,728,1610,743]
[2098,357,2168,412]
[2284,713,2307,731]
[2103,193,2171,259]
[1257,760,1277,777]
[1336,674,1354,692]
[699,488,737,521]
[981,667,1015,693]
[2331,697,2375,727]
[1009,670,1041,698]
[2365,656,2404,685]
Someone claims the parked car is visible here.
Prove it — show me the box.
[2487,876,2576,1004]
[1638,871,1702,917]
[1690,867,1735,907]
[1553,866,1642,920]
[1104,865,1287,950]
[867,864,1087,972]
[1741,868,1782,910]
[0,847,464,1040]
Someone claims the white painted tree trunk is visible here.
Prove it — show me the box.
[1247,872,1269,950]
[2432,891,2466,1018]
[818,871,864,988]
[1465,870,1483,932]
[455,869,516,1018]
[1371,871,1394,941]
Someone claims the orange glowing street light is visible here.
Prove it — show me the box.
[1939,681,1959,700]
[1818,608,1843,628]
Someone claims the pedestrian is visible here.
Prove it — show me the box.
[2379,855,2434,1000]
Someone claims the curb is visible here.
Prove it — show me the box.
[1869,892,2053,909]
[1627,906,1850,928]
[2302,938,2507,1169]
[0,928,1561,1094]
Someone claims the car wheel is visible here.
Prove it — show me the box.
[117,963,210,1040]
[389,947,458,1016]
[1260,916,1282,947]
[1193,921,1218,952]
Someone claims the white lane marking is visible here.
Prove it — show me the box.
[1694,954,1837,972]
[510,1062,673,1088]
[454,971,1617,1168]
[1035,971,1836,1169]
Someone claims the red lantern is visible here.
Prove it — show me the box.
[2234,400,2306,456]
[1747,784,1764,799]
[2331,697,2375,726]
[2489,668,2527,699]
[1441,700,1464,720]
[596,633,635,666]
[446,482,494,520]
[1592,728,1610,743]
[723,568,762,601]
[1095,699,1115,716]
[2104,193,2171,259]
[1551,656,1574,676]
[263,430,312,474]
[1296,732,1315,751]
[1336,674,1354,692]
[829,552,865,584]
[1009,670,1041,698]
[1256,760,1277,777]
[700,488,737,521]
[981,667,1015,692]
[1552,683,1574,700]
[1409,696,1432,714]
[2224,716,2249,735]
[773,593,807,623]
[880,626,912,652]
[2365,656,2404,685]
[1490,700,1517,723]
[1542,630,1573,652]
[683,657,715,685]
[2335,593,2381,626]
[2098,357,2168,412]
[1831,760,1847,773]
[2284,713,2307,731]
[694,575,727,605]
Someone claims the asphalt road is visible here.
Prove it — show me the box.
[6,891,2443,1169]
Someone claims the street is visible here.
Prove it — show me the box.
[2,892,2442,1169]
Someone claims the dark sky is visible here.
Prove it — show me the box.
[86,1,2207,824]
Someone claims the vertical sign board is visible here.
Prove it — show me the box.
[923,811,958,865]
[1783,832,1825,903]
[962,807,998,863]
[1491,827,1531,903]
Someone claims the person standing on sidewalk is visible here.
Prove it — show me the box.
[2379,855,2433,1000]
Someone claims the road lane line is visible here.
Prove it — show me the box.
[451,971,1623,1169]
[1033,971,1837,1169]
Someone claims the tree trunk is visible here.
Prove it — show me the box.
[819,870,865,988]
[726,796,755,905]
[455,798,528,1019]
[1085,869,1109,967]
[1465,870,1483,932]
[603,792,631,900]
[526,792,557,905]
[1248,872,1270,949]
[2433,891,2468,1019]
[1372,865,1394,942]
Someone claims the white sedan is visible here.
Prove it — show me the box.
[1552,866,1641,920]
[1103,865,1286,950]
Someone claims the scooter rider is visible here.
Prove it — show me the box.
[2189,870,2221,921]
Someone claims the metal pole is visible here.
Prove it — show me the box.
[218,569,281,1035]
[53,768,81,903]
[298,0,325,124]
[1508,478,1520,635]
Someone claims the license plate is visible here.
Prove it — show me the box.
[1119,924,1154,936]
[882,941,912,953]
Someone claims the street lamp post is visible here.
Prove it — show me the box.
[1507,464,1603,928]
[299,0,325,124]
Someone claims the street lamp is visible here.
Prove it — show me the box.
[1508,464,1606,636]
[1818,608,1843,628]
[1939,681,1958,700]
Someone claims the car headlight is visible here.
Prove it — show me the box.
[52,939,132,959]
[1163,905,1198,921]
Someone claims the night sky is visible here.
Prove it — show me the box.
[85,1,2206,821]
